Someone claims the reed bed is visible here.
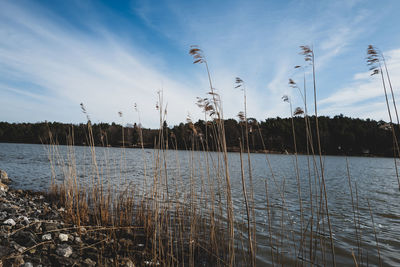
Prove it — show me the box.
[43,45,395,266]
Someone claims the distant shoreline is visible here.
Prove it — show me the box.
[0,141,393,159]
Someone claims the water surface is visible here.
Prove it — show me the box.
[1,143,399,266]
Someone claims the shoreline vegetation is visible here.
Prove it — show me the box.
[0,114,397,157]
[1,44,398,266]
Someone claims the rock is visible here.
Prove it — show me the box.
[121,258,135,267]
[0,182,8,193]
[42,233,52,241]
[74,236,82,243]
[59,233,69,242]
[0,170,10,184]
[22,262,34,267]
[144,260,160,266]
[84,258,96,266]
[12,255,24,266]
[0,245,12,258]
[43,222,58,232]
[56,244,73,257]
[67,234,74,241]
[10,241,26,253]
[14,231,38,247]
[18,215,30,225]
[3,218,16,226]
[0,211,7,221]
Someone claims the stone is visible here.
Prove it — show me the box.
[10,241,26,253]
[22,262,34,267]
[3,218,16,226]
[13,255,24,266]
[59,233,69,242]
[83,258,96,266]
[56,244,73,257]
[121,258,135,267]
[42,233,52,241]
[0,211,7,221]
[67,234,74,241]
[14,231,37,247]
[0,182,8,193]
[18,215,30,225]
[0,245,11,258]
[74,236,82,243]
[43,223,58,232]
[0,170,10,184]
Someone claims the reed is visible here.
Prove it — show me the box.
[42,44,392,267]
[367,45,400,190]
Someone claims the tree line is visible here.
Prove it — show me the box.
[0,114,396,157]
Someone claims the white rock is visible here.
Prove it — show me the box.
[0,182,8,192]
[42,234,52,241]
[3,218,16,226]
[56,244,73,257]
[59,233,69,242]
[22,262,34,267]
[18,216,30,225]
[74,237,82,243]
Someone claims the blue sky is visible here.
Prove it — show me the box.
[1,0,400,127]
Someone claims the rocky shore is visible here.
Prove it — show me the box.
[0,170,152,267]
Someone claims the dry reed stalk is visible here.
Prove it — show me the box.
[367,199,382,267]
[238,141,255,267]
[283,94,306,260]
[235,77,257,262]
[367,45,400,190]
[190,45,235,266]
[300,45,336,266]
[345,157,362,263]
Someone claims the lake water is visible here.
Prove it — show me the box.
[1,142,399,266]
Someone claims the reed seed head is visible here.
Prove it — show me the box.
[288,78,298,89]
[366,45,380,76]
[237,111,245,122]
[189,45,205,64]
[282,95,289,103]
[293,107,304,116]
[80,103,91,122]
[300,45,313,62]
[235,77,244,91]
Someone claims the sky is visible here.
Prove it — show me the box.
[1,0,400,128]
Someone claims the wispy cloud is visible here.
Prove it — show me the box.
[319,48,400,121]
[0,0,399,126]
[0,1,204,126]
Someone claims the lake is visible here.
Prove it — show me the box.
[1,142,399,266]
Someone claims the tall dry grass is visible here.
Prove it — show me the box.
[44,45,390,266]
